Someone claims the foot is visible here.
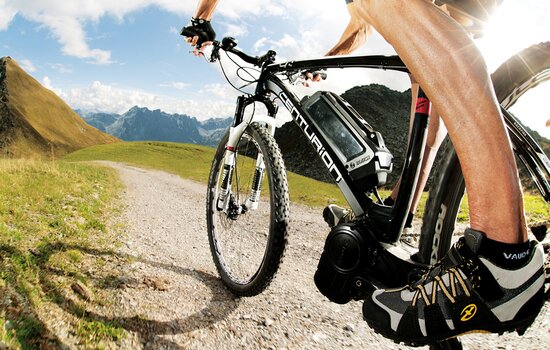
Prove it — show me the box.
[362,228,545,346]
[322,204,354,227]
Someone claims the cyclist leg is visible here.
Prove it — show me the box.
[355,0,544,343]
[355,0,525,243]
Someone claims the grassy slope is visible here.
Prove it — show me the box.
[0,159,124,348]
[64,141,348,208]
[2,57,118,158]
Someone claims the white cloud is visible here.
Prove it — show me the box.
[48,62,73,74]
[216,0,285,19]
[221,22,248,38]
[199,83,238,100]
[48,80,234,119]
[35,14,113,65]
[41,76,63,95]
[0,0,16,30]
[42,76,53,89]
[160,81,190,90]
[0,0,294,65]
[169,26,179,35]
[20,59,36,72]
[0,0,196,64]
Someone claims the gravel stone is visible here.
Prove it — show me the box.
[96,162,549,350]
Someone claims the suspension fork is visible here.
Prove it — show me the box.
[216,95,278,213]
[245,154,266,210]
[217,96,250,212]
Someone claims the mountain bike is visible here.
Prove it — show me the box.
[204,36,550,349]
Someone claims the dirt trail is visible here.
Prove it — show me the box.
[101,162,549,349]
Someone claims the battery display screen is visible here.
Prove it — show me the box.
[306,98,365,161]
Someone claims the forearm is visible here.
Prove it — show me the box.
[325,20,371,56]
[194,0,220,20]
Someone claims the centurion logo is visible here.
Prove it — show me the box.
[279,92,343,183]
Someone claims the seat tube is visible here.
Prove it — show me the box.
[389,87,431,241]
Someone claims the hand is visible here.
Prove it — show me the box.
[180,18,216,56]
[186,38,213,57]
[300,70,327,87]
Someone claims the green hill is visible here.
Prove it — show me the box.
[0,57,118,158]
[65,141,347,208]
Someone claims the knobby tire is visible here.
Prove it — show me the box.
[206,123,290,296]
[419,42,550,350]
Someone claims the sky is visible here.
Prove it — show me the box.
[0,0,549,137]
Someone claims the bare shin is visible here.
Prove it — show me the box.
[355,0,526,242]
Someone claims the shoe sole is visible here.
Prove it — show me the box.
[363,310,539,347]
[363,286,545,346]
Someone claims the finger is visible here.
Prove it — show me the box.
[191,35,199,46]
[305,72,314,80]
[199,41,213,51]
[312,74,322,82]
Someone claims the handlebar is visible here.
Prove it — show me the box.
[210,36,328,83]
[211,37,277,67]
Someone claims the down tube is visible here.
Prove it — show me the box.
[265,79,372,215]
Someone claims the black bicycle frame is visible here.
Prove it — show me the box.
[232,54,430,244]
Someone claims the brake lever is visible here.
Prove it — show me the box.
[209,41,221,63]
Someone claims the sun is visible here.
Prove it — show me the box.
[474,1,550,138]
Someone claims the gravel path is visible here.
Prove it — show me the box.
[102,162,549,350]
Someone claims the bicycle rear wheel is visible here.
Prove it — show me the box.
[419,41,550,264]
[206,123,290,296]
[419,41,550,349]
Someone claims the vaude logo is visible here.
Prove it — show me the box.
[503,250,530,260]
[279,92,343,183]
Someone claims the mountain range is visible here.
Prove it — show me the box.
[3,55,548,190]
[76,84,550,189]
[77,107,232,147]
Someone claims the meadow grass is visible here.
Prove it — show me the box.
[65,141,548,223]
[0,159,123,348]
[2,143,545,347]
[64,141,350,208]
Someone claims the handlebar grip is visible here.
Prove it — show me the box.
[213,37,277,67]
[227,48,261,66]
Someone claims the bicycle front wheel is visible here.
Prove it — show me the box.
[206,123,290,296]
[419,41,550,264]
